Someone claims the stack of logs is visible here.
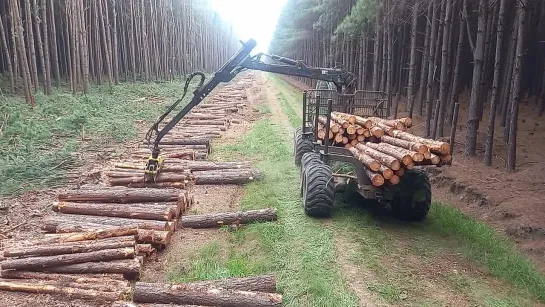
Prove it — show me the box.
[317,112,451,187]
[105,160,263,188]
[106,73,263,189]
[0,187,191,284]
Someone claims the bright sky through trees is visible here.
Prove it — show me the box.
[209,0,287,53]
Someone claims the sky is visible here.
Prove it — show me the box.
[209,0,288,53]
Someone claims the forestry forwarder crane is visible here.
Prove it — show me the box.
[144,38,356,178]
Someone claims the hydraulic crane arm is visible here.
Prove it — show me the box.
[144,39,356,178]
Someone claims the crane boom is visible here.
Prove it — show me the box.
[144,39,356,178]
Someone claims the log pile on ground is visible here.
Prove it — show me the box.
[104,160,263,188]
[318,112,451,187]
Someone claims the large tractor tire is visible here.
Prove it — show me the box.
[293,127,313,166]
[301,159,335,217]
[390,169,431,221]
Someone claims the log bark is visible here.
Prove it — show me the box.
[365,169,384,187]
[0,280,123,301]
[0,248,135,270]
[365,142,423,164]
[368,117,406,130]
[380,136,428,154]
[193,171,262,185]
[391,130,450,154]
[52,202,175,221]
[137,229,172,247]
[146,137,211,146]
[135,244,156,257]
[162,161,251,172]
[30,227,138,245]
[36,259,141,279]
[112,302,205,307]
[43,214,173,232]
[114,182,186,189]
[0,271,127,287]
[3,237,135,258]
[181,209,277,229]
[133,282,282,306]
[355,143,401,170]
[347,147,381,172]
[58,188,182,203]
[183,275,277,293]
[108,173,191,186]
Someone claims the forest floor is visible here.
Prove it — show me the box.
[1,72,545,306]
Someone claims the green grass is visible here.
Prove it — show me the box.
[270,73,545,304]
[0,81,186,196]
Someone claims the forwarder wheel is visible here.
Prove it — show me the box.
[390,169,431,221]
[301,161,334,217]
[293,128,313,166]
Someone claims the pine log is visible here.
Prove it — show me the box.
[118,182,187,189]
[193,170,262,185]
[184,275,277,293]
[135,244,156,257]
[41,222,122,234]
[332,112,358,125]
[181,120,226,126]
[0,280,123,301]
[162,161,252,172]
[146,138,211,146]
[347,133,357,140]
[371,123,390,136]
[181,209,277,229]
[3,237,136,258]
[440,154,452,164]
[389,175,401,185]
[349,139,358,145]
[52,202,175,221]
[138,145,209,151]
[363,142,415,165]
[346,125,357,135]
[362,129,372,137]
[43,214,174,232]
[429,153,441,165]
[347,147,381,171]
[379,165,394,180]
[344,143,353,149]
[318,116,340,133]
[355,143,401,170]
[30,227,138,245]
[404,162,415,169]
[136,229,172,247]
[369,117,407,130]
[380,135,428,154]
[58,188,182,203]
[0,248,135,270]
[357,135,366,142]
[0,271,127,286]
[330,113,349,128]
[109,173,191,186]
[133,282,282,306]
[36,259,141,279]
[355,125,365,135]
[391,130,450,154]
[398,117,413,127]
[365,170,384,187]
[112,302,205,307]
[394,168,405,177]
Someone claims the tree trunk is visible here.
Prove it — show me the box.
[52,202,175,221]
[364,142,423,164]
[418,3,432,116]
[446,11,465,126]
[40,0,51,94]
[372,3,382,91]
[538,63,545,116]
[0,12,15,93]
[192,170,262,185]
[57,187,183,203]
[181,209,277,228]
[434,0,453,138]
[0,247,135,270]
[11,0,34,106]
[133,282,282,307]
[112,0,119,83]
[0,280,123,302]
[136,229,172,247]
[355,143,401,170]
[424,0,439,136]
[483,0,507,166]
[30,226,138,245]
[464,0,488,156]
[500,13,517,127]
[129,0,136,81]
[32,258,141,279]
[407,2,419,117]
[32,0,47,94]
[42,214,174,232]
[78,0,89,93]
[48,0,59,88]
[347,147,382,171]
[98,0,112,85]
[506,0,527,171]
[24,0,38,91]
[0,271,128,286]
[3,237,135,258]
[380,135,429,154]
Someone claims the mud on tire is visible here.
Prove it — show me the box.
[390,168,431,221]
[301,160,335,217]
